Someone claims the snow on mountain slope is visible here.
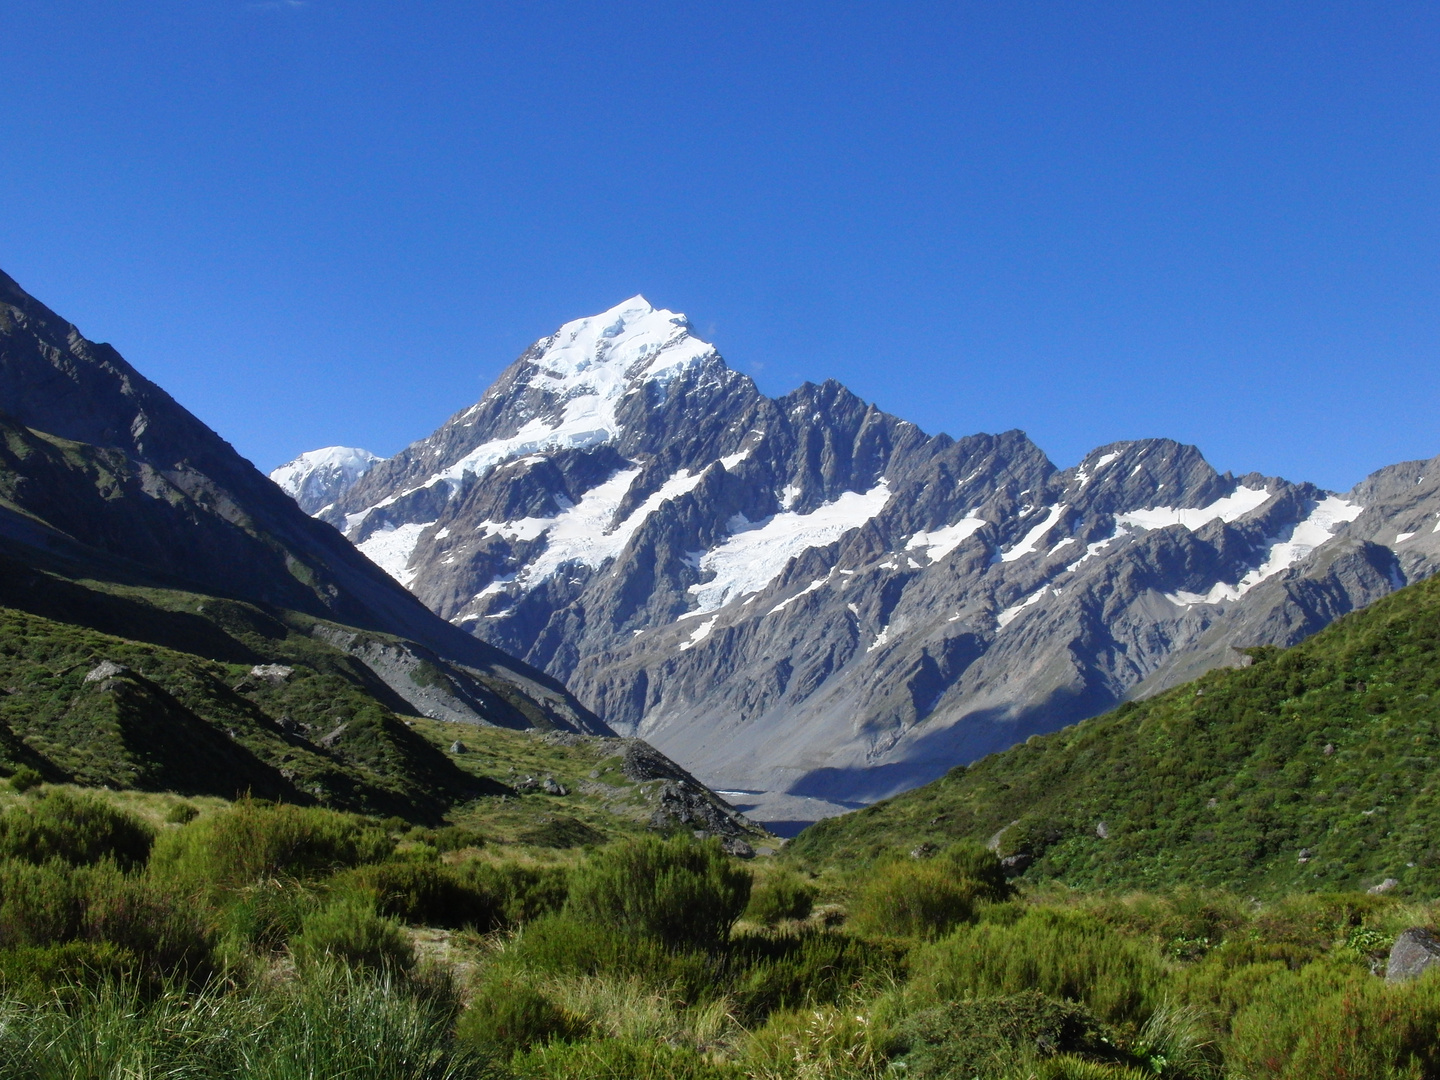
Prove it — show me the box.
[298,297,1440,822]
[272,446,383,515]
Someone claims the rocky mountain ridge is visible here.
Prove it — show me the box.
[286,296,1440,822]
[0,267,604,737]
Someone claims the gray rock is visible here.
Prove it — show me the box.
[450,740,468,754]
[1369,878,1400,894]
[249,664,294,684]
[1387,928,1440,983]
[722,837,755,858]
[999,852,1033,876]
[540,776,567,795]
[84,660,129,683]
[1095,822,1109,840]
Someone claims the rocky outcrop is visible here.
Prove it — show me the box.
[1387,928,1440,983]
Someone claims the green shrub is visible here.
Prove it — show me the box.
[455,976,588,1053]
[514,1037,743,1079]
[164,801,200,825]
[458,860,569,925]
[745,869,817,925]
[742,1004,884,1080]
[1085,890,1247,961]
[935,841,1014,903]
[429,825,486,852]
[507,914,717,1002]
[0,858,84,946]
[908,908,1166,1028]
[0,791,153,869]
[730,930,906,1021]
[0,859,211,981]
[0,941,137,998]
[565,835,750,951]
[891,991,1118,1079]
[1225,960,1440,1078]
[339,860,504,930]
[848,860,977,940]
[216,878,320,956]
[290,895,415,974]
[81,863,213,979]
[7,766,42,793]
[150,799,394,891]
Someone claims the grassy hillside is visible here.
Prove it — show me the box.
[0,601,487,819]
[0,568,769,845]
[791,571,1440,896]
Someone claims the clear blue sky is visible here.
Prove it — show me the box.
[2,3,1435,491]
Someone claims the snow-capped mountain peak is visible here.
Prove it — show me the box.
[536,295,713,387]
[270,446,383,514]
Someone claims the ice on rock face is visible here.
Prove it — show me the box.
[271,446,382,501]
[428,297,718,486]
[1117,485,1272,531]
[356,521,434,588]
[997,586,1051,629]
[687,481,893,614]
[906,514,987,562]
[1165,495,1362,608]
[1000,505,1067,562]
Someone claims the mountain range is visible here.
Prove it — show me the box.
[276,296,1440,823]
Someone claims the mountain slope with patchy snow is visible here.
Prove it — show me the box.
[305,296,1440,822]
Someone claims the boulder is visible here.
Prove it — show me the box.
[250,664,294,684]
[84,660,129,683]
[1386,928,1440,983]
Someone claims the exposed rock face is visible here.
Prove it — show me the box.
[1387,928,1440,983]
[0,267,605,736]
[313,296,1440,811]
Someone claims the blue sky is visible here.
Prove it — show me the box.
[2,2,1435,491]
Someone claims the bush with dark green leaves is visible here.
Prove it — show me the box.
[908,908,1166,1028]
[730,929,906,1021]
[290,895,414,974]
[164,801,199,825]
[506,913,718,1002]
[934,840,1014,903]
[890,991,1120,1079]
[565,835,750,951]
[151,799,393,892]
[0,858,211,981]
[7,766,42,793]
[0,941,137,999]
[0,790,153,870]
[455,976,588,1054]
[745,869,817,925]
[338,859,504,930]
[848,859,979,940]
[456,860,569,925]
